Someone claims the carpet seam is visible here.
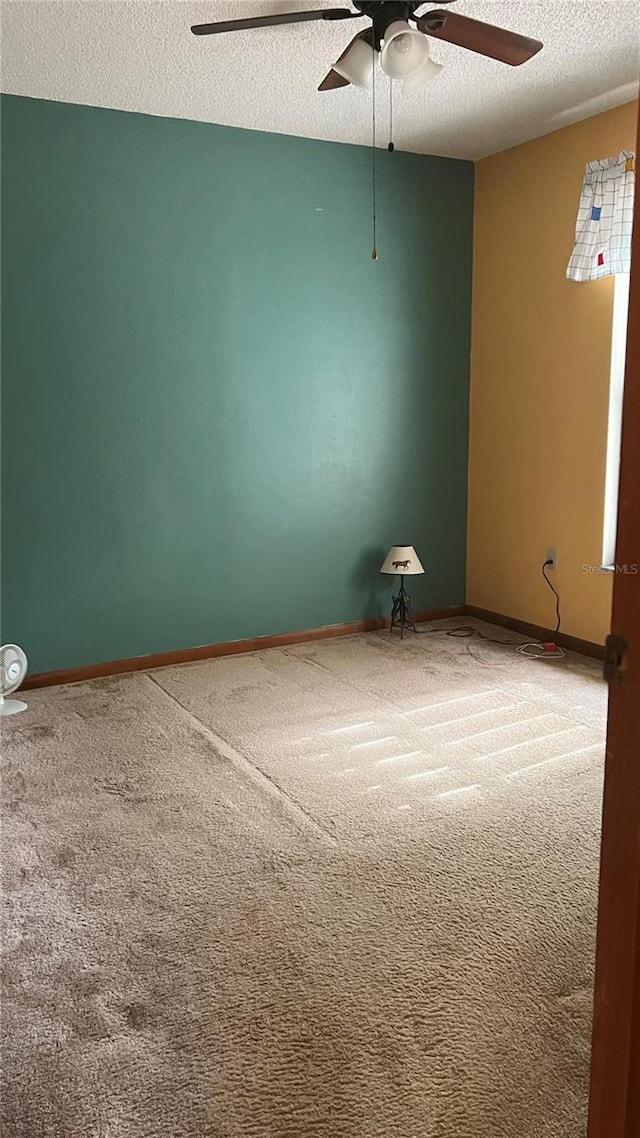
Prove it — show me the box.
[145,672,338,847]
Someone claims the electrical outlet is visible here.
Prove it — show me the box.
[546,546,558,571]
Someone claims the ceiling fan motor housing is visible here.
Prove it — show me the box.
[352,1,425,46]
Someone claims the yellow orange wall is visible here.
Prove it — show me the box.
[468,101,638,646]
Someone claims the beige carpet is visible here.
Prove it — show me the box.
[1,619,607,1138]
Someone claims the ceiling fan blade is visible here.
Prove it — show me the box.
[417,10,543,65]
[318,69,351,91]
[192,8,359,36]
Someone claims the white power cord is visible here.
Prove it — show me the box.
[517,641,566,660]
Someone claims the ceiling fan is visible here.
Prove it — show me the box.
[191,2,543,93]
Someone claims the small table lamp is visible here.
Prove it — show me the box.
[380,545,425,638]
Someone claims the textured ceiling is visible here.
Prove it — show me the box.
[1,0,639,159]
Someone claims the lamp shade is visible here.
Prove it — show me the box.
[333,37,375,88]
[380,20,430,80]
[403,55,443,91]
[380,545,425,575]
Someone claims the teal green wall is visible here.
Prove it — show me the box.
[1,95,473,674]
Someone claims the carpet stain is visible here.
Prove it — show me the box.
[55,846,77,869]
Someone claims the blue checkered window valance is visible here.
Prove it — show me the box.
[566,151,635,282]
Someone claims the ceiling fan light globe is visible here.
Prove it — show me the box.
[392,33,413,53]
[381,20,430,80]
[332,37,375,88]
[403,56,444,91]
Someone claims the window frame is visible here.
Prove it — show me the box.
[601,272,630,571]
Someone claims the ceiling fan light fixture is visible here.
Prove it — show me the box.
[332,36,375,88]
[403,55,443,91]
[380,20,430,80]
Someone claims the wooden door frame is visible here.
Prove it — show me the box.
[587,110,640,1138]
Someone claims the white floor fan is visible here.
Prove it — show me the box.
[0,644,28,716]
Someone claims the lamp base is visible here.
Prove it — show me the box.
[389,576,417,638]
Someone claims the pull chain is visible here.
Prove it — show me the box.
[388,77,395,152]
[371,52,378,261]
